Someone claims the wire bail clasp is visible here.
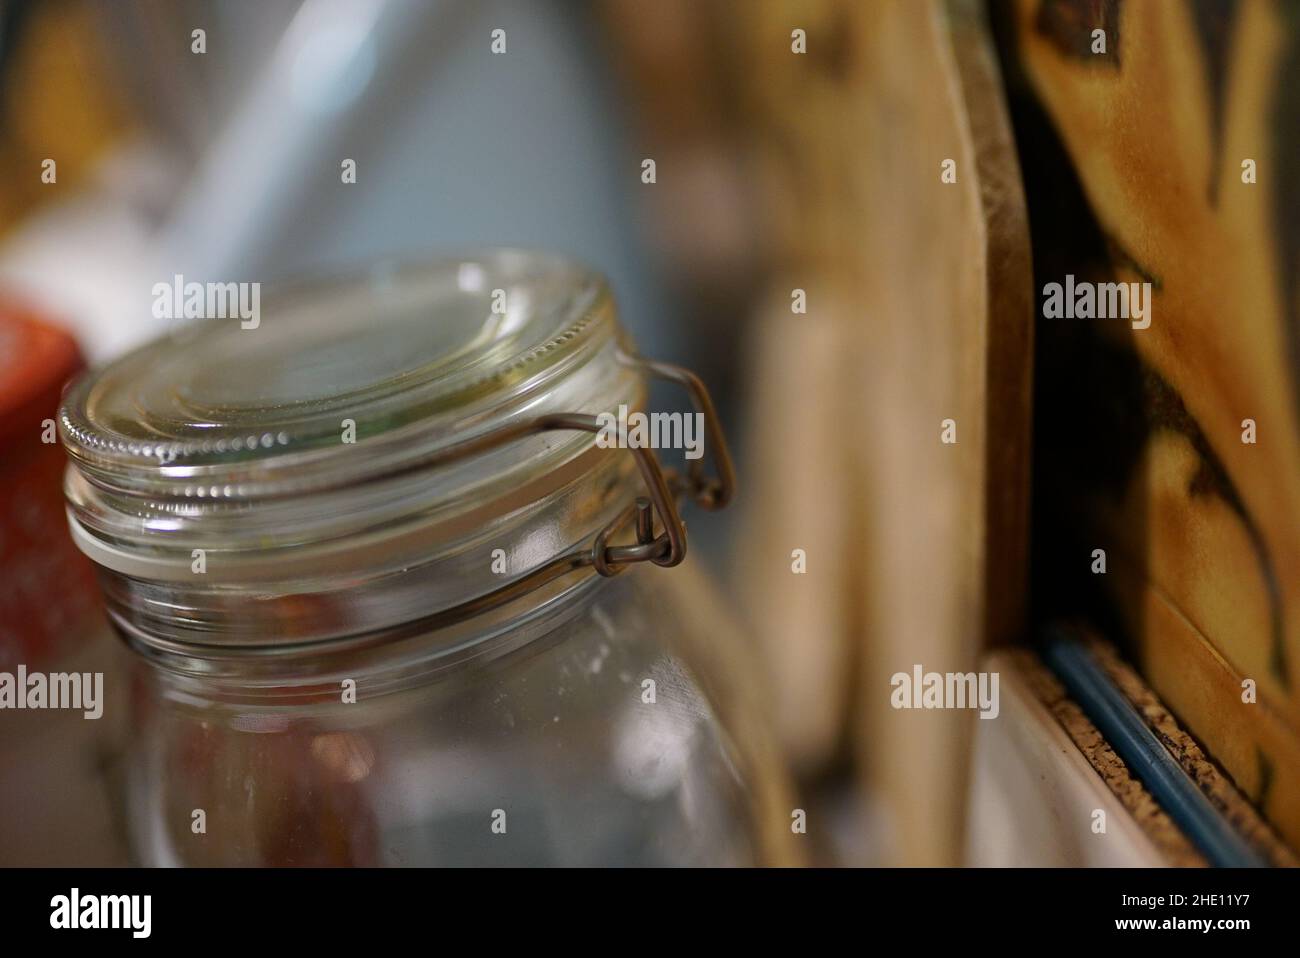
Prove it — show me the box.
[389,351,734,628]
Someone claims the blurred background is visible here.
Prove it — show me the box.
[9,0,1298,868]
[2,0,1030,868]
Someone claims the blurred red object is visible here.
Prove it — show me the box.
[0,302,100,668]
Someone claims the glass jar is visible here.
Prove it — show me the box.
[60,250,796,866]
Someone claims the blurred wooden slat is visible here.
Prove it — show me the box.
[733,286,859,773]
[845,0,1034,864]
[732,0,1034,862]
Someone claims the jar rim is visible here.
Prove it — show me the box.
[60,248,620,502]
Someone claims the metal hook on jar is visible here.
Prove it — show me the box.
[615,348,736,511]
[592,495,675,577]
[541,412,686,572]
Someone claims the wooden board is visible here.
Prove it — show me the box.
[842,0,1035,865]
[1000,0,1300,846]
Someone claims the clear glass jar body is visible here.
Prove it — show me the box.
[122,569,790,866]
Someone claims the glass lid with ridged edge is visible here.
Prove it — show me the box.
[59,249,627,504]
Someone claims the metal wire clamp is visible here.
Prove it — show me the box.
[417,351,736,625]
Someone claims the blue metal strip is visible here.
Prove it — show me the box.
[1042,628,1268,868]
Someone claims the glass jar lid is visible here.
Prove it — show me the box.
[61,249,622,500]
[61,249,732,644]
[60,249,656,583]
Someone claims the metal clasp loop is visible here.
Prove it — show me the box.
[417,353,735,625]
[621,350,735,512]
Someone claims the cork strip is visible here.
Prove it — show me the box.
[1011,648,1206,867]
[1076,630,1299,867]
